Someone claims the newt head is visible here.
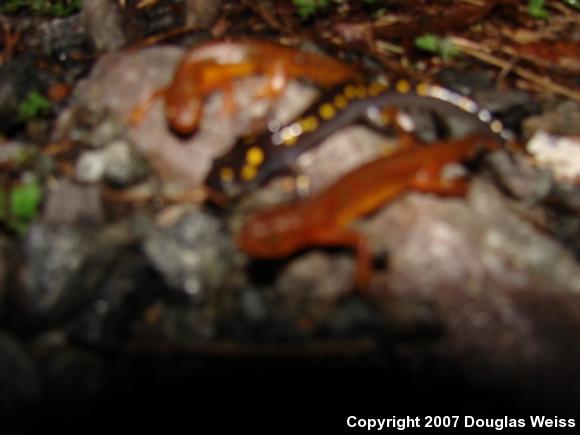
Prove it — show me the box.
[237,204,308,258]
[164,77,203,135]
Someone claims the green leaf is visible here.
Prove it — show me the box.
[10,180,42,220]
[0,179,42,234]
[18,91,52,121]
[292,0,330,18]
[528,0,550,18]
[415,34,460,60]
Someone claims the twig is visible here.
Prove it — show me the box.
[451,37,580,102]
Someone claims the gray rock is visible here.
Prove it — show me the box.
[42,178,104,224]
[0,332,42,407]
[143,209,237,301]
[186,0,223,28]
[44,348,106,399]
[82,0,126,52]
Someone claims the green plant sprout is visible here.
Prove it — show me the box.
[527,0,550,18]
[414,34,460,60]
[292,0,331,18]
[0,178,42,235]
[18,91,52,121]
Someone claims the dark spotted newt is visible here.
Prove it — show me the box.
[205,80,511,201]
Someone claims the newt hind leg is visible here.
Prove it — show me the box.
[308,226,373,292]
[128,87,167,126]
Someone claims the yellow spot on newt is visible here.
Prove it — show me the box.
[344,84,358,99]
[396,80,411,93]
[299,115,319,132]
[368,81,388,96]
[283,135,298,146]
[333,94,348,109]
[416,82,430,96]
[219,167,234,182]
[246,146,265,166]
[354,85,367,98]
[241,164,257,181]
[319,103,336,120]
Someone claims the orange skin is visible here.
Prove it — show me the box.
[237,135,501,289]
[132,40,360,135]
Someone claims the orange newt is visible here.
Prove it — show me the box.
[131,40,360,135]
[237,134,501,289]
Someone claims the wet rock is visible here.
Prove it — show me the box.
[103,139,148,185]
[0,140,36,164]
[44,348,106,399]
[523,100,580,137]
[82,0,126,52]
[67,252,162,348]
[260,252,357,336]
[277,252,355,304]
[239,289,268,324]
[18,224,94,323]
[143,208,238,301]
[186,0,223,28]
[130,302,216,344]
[437,69,495,95]
[486,150,552,201]
[365,179,580,295]
[42,178,104,224]
[75,139,147,185]
[29,15,87,56]
[75,150,106,183]
[12,221,134,327]
[0,332,42,407]
[357,178,580,397]
[527,131,580,183]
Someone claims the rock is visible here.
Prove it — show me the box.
[186,0,223,28]
[75,150,106,183]
[143,208,238,301]
[523,100,580,137]
[67,252,162,348]
[11,220,134,327]
[42,178,104,224]
[130,302,216,344]
[0,332,42,407]
[82,0,126,52]
[358,178,580,399]
[44,348,106,399]
[31,15,87,55]
[485,150,552,201]
[103,139,148,185]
